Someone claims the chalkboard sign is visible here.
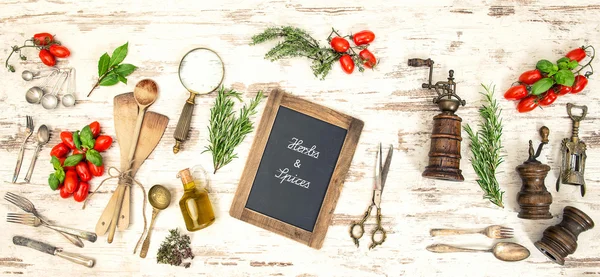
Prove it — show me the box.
[230,89,363,249]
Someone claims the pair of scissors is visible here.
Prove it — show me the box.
[350,143,393,250]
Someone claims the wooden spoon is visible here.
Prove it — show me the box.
[107,79,158,243]
[426,242,530,262]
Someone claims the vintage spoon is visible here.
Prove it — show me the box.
[24,125,50,183]
[140,185,171,258]
[25,70,59,104]
[41,71,68,110]
[62,68,76,107]
[107,79,158,243]
[22,69,58,81]
[426,242,530,262]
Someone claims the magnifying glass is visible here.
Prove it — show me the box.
[174,48,225,153]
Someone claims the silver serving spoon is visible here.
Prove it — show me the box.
[22,69,58,81]
[26,70,59,104]
[24,125,50,183]
[426,242,531,262]
[62,68,76,107]
[41,72,68,110]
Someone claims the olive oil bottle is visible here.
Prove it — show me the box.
[177,168,215,232]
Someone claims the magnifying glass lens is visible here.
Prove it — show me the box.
[178,49,224,94]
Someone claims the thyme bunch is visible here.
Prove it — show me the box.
[204,87,263,173]
[156,229,194,268]
[465,84,505,208]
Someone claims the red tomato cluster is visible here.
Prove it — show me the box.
[329,30,377,74]
[504,45,594,113]
[33,33,71,67]
[48,121,113,202]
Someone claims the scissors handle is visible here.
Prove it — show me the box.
[369,208,387,250]
[349,206,372,247]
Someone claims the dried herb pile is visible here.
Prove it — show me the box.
[157,229,194,268]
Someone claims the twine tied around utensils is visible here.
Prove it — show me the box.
[82,166,148,254]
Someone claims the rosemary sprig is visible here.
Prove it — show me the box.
[204,87,264,173]
[465,84,505,208]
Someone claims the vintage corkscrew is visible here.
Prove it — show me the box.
[556,103,588,196]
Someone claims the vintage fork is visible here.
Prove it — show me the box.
[4,192,85,247]
[430,225,514,239]
[12,116,34,183]
[7,213,97,242]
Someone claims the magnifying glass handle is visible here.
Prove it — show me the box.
[173,93,196,153]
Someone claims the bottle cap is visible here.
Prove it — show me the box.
[177,168,193,185]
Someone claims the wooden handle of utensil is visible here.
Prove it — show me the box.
[173,98,195,154]
[96,190,119,235]
[108,185,126,243]
[55,250,95,268]
[24,144,41,183]
[426,244,486,253]
[140,209,159,258]
[118,186,131,231]
[430,228,480,236]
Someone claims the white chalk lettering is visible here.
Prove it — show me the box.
[274,168,310,189]
[287,137,320,159]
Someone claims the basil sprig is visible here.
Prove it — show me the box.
[531,58,578,95]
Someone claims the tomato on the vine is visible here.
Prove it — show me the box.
[50,143,70,158]
[60,131,76,150]
[59,184,71,199]
[565,47,586,62]
[88,161,104,177]
[94,135,113,152]
[538,91,558,106]
[89,121,101,138]
[73,182,89,202]
[33,33,54,46]
[339,54,355,74]
[330,37,350,53]
[64,170,79,194]
[359,49,377,68]
[352,30,375,46]
[39,49,56,67]
[49,45,70,58]
[518,69,542,85]
[517,95,538,113]
[554,85,572,96]
[504,85,528,100]
[571,75,588,93]
[75,162,92,182]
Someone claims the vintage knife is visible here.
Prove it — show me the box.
[12,236,95,268]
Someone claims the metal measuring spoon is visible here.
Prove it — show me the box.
[139,185,171,258]
[62,68,76,107]
[26,70,59,104]
[24,125,50,183]
[41,71,68,109]
[22,69,58,81]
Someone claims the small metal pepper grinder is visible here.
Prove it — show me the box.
[535,206,594,265]
[556,103,588,196]
[516,126,553,220]
[408,58,466,181]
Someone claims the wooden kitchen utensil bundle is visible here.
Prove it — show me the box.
[93,80,169,246]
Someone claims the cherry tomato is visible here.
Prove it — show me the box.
[73,148,86,155]
[554,85,572,96]
[565,47,586,62]
[352,30,375,46]
[89,121,101,138]
[538,91,558,106]
[359,49,377,68]
[49,45,70,58]
[339,54,355,74]
[64,170,79,194]
[517,95,538,113]
[50,143,70,158]
[33,33,54,46]
[75,162,92,182]
[60,131,76,150]
[518,69,542,85]
[39,49,56,67]
[93,135,113,152]
[88,161,105,177]
[571,75,588,93]
[59,184,71,199]
[73,182,90,203]
[330,37,350,53]
[504,84,528,100]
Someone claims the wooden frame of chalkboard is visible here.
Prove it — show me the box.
[230,89,363,249]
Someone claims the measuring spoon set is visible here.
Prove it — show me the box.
[24,68,77,109]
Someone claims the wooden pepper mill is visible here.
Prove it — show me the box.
[408,58,466,181]
[516,126,553,220]
[535,206,594,265]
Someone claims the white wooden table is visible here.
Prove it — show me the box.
[1,1,599,276]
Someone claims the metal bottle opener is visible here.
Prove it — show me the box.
[556,103,588,196]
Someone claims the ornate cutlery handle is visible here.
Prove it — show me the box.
[46,224,97,243]
[430,228,481,236]
[24,144,41,183]
[12,139,29,183]
[426,244,487,253]
[55,250,95,268]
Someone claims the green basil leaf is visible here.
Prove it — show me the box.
[86,149,103,166]
[73,131,81,150]
[536,59,554,73]
[118,74,128,84]
[558,61,568,70]
[56,167,65,183]
[109,42,129,67]
[99,72,119,86]
[555,69,575,86]
[568,60,579,70]
[114,64,137,77]
[557,57,570,64]
[80,126,95,149]
[98,53,110,76]
[48,173,59,191]
[51,156,62,171]
[531,78,555,95]
[64,154,84,167]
